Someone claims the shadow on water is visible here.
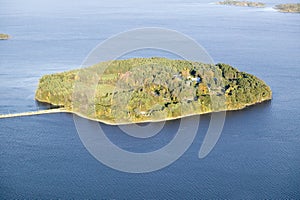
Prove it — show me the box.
[35,100,63,110]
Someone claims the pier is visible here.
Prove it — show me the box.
[0,109,67,119]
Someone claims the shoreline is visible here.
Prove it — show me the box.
[72,97,272,125]
[33,96,271,126]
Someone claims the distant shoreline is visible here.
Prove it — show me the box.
[0,33,10,40]
[216,1,300,13]
[216,0,265,8]
[274,3,300,13]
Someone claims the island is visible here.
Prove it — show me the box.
[274,3,300,13]
[0,33,10,40]
[35,57,272,125]
[217,0,265,7]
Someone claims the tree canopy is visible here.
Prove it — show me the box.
[35,57,272,124]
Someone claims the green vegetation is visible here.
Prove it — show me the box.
[35,57,272,124]
[217,0,265,7]
[274,3,300,13]
[0,33,10,40]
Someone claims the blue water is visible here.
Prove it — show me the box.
[1,0,300,199]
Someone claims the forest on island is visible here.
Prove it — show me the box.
[35,58,272,123]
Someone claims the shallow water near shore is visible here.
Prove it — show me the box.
[1,0,300,199]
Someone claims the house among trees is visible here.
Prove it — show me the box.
[191,75,201,84]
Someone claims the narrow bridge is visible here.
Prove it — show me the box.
[0,108,68,119]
